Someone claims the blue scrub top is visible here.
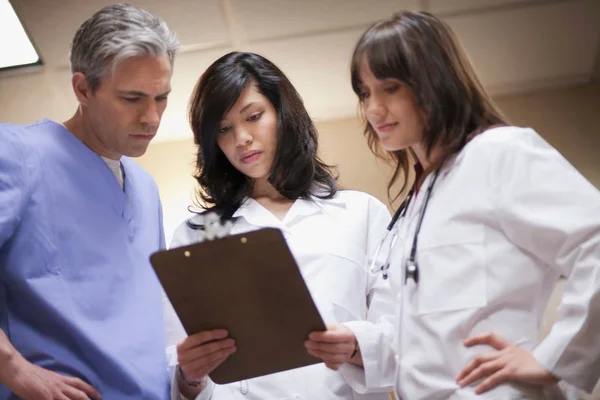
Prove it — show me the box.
[0,120,170,399]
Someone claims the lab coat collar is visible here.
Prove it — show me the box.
[232,190,347,226]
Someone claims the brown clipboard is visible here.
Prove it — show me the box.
[150,227,327,384]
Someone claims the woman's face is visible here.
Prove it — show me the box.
[358,55,426,152]
[216,83,278,181]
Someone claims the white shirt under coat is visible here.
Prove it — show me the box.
[384,126,600,399]
[163,190,397,400]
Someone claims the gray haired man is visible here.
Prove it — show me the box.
[0,4,183,399]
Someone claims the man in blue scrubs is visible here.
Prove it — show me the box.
[0,4,179,399]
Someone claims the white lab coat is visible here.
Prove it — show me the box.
[372,126,600,399]
[163,190,397,400]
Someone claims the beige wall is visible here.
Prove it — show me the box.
[136,139,198,245]
[495,82,600,188]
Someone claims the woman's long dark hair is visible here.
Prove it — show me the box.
[188,51,337,219]
[351,11,509,202]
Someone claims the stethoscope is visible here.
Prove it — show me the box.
[369,168,440,284]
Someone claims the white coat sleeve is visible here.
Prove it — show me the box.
[166,221,217,400]
[340,196,397,393]
[489,128,600,393]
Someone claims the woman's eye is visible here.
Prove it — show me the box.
[247,112,262,122]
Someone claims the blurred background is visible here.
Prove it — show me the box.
[1,1,599,397]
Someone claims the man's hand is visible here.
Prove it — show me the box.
[2,354,101,400]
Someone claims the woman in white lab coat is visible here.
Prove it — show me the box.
[163,51,397,400]
[346,10,600,400]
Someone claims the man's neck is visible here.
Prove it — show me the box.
[63,112,121,160]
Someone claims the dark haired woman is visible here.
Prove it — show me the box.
[163,51,397,400]
[350,10,600,400]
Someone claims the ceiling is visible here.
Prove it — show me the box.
[2,0,599,143]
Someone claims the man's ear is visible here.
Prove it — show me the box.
[72,72,91,107]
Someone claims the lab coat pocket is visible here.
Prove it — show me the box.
[416,224,487,315]
[327,242,368,323]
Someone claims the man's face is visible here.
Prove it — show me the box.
[84,55,172,159]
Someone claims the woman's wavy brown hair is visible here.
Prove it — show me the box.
[351,11,509,201]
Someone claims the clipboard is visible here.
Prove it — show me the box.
[150,227,327,384]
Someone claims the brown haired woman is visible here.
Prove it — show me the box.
[347,10,600,400]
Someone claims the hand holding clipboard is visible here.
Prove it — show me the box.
[151,213,327,385]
